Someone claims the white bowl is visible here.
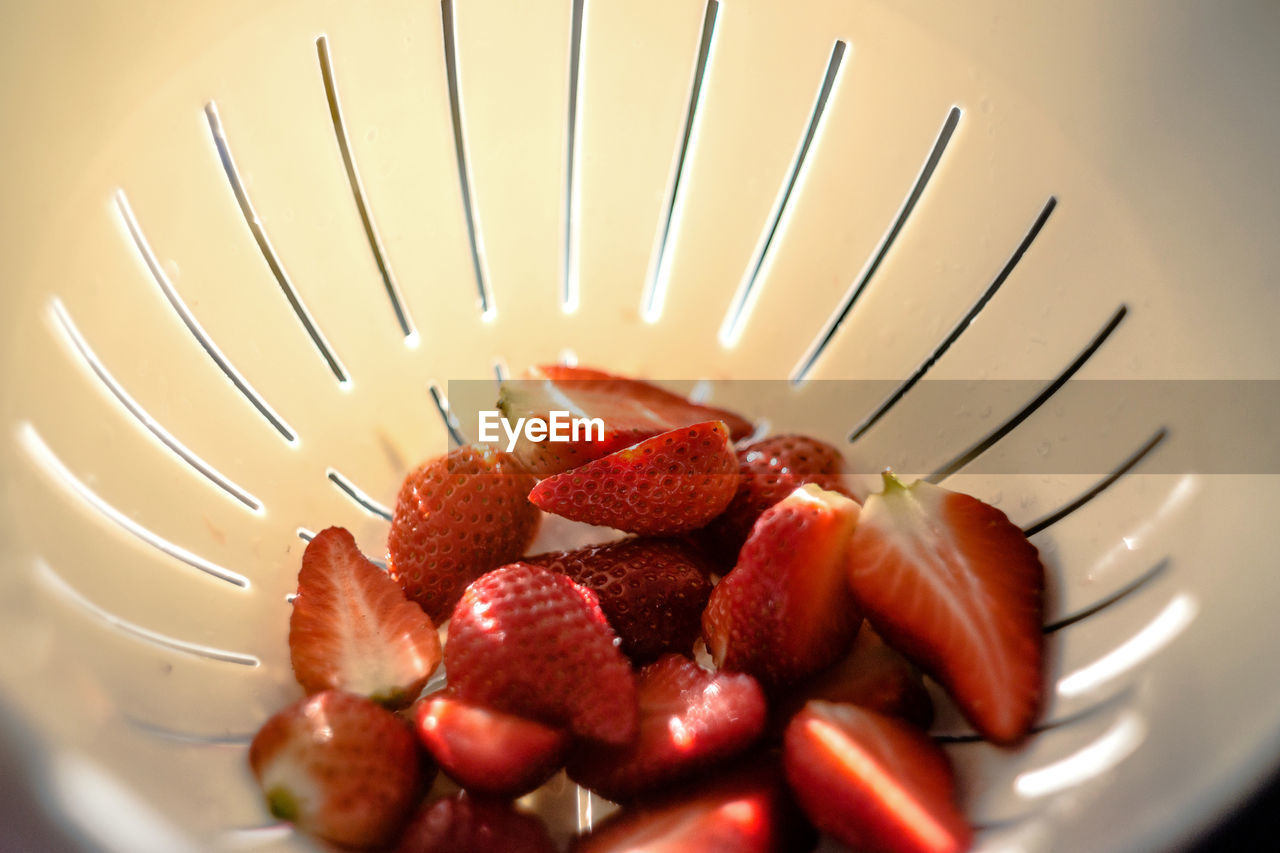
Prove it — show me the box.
[3,1,1279,850]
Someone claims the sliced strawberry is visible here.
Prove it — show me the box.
[498,365,753,477]
[249,690,425,849]
[413,693,570,798]
[529,421,739,536]
[702,484,863,692]
[702,433,854,559]
[388,445,540,624]
[845,472,1044,745]
[525,538,714,663]
[567,654,766,802]
[783,702,971,853]
[392,792,558,853]
[445,562,638,745]
[778,624,934,733]
[289,526,441,707]
[571,756,815,853]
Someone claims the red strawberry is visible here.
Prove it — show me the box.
[289,526,441,707]
[498,365,754,477]
[525,538,714,663]
[445,562,638,745]
[567,654,767,802]
[388,445,540,624]
[779,624,934,733]
[702,434,854,559]
[702,484,863,692]
[392,793,558,853]
[845,472,1044,745]
[529,421,739,536]
[248,690,425,849]
[571,756,815,853]
[413,693,569,798]
[783,702,971,853]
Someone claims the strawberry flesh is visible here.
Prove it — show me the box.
[445,562,638,745]
[289,527,441,707]
[845,472,1044,745]
[529,421,739,536]
[783,701,970,853]
[249,690,425,849]
[567,654,766,803]
[524,538,715,663]
[498,365,754,477]
[702,484,863,692]
[413,693,570,798]
[388,445,540,624]
[392,792,558,853]
[570,756,815,853]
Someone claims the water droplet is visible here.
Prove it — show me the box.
[1037,440,1052,457]
[980,97,993,114]
[989,490,1004,505]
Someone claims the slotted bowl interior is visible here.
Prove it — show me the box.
[2,1,1280,851]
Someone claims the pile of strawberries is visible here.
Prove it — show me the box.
[249,366,1046,852]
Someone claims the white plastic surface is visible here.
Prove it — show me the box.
[2,1,1279,851]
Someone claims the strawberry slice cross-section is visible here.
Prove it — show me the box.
[289,526,441,708]
[529,421,740,536]
[845,471,1045,745]
[498,365,753,477]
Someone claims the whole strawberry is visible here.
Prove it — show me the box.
[703,484,863,693]
[388,445,540,624]
[249,690,425,849]
[445,562,638,745]
[529,421,739,536]
[290,527,441,707]
[525,538,714,663]
[702,434,854,560]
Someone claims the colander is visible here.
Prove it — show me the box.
[3,0,1279,850]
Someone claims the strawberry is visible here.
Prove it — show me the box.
[388,445,540,624]
[778,624,934,733]
[570,756,815,853]
[845,472,1044,745]
[392,792,558,853]
[498,365,754,477]
[567,654,767,802]
[289,526,441,707]
[413,693,570,798]
[702,434,854,559]
[702,484,863,692]
[445,562,638,745]
[248,690,425,849]
[529,421,739,536]
[783,702,971,853]
[524,538,715,663]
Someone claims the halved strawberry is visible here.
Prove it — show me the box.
[702,484,863,692]
[783,702,971,853]
[413,693,570,798]
[289,526,441,707]
[445,562,638,745]
[498,365,754,477]
[702,433,855,559]
[392,792,558,853]
[529,421,739,536]
[845,472,1044,745]
[249,690,426,849]
[525,538,715,663]
[388,445,540,624]
[567,654,766,803]
[571,756,815,853]
[778,624,934,733]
